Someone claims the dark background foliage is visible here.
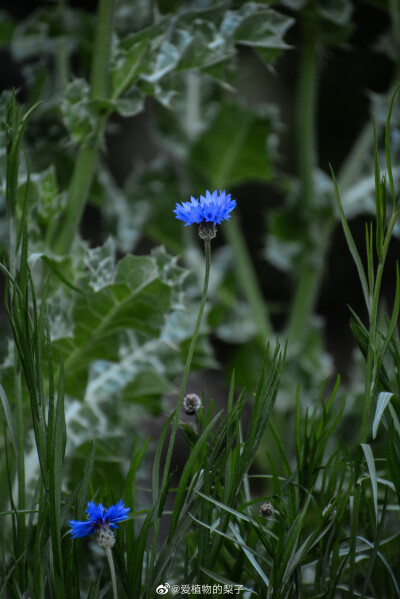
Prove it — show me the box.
[2,0,393,377]
[0,0,398,407]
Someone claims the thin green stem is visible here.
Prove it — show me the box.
[297,15,318,213]
[286,12,320,344]
[53,0,115,254]
[105,546,118,599]
[149,238,211,584]
[52,144,100,253]
[162,238,211,488]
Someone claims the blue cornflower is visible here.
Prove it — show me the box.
[174,190,236,227]
[69,500,130,540]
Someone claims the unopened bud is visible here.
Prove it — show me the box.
[183,393,202,415]
[260,503,275,518]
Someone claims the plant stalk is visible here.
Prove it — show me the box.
[148,237,212,588]
[53,0,115,254]
[285,12,321,344]
[105,546,118,599]
[162,238,211,487]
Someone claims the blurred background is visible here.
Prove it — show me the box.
[0,0,399,490]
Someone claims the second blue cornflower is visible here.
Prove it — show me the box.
[69,500,130,547]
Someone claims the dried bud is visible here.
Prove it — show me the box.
[97,526,116,549]
[260,503,275,518]
[198,222,217,240]
[183,393,202,415]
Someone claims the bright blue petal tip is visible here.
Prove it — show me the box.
[174,190,236,226]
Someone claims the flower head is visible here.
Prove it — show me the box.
[69,499,130,539]
[183,393,202,415]
[174,190,236,227]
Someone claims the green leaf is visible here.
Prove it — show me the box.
[5,94,40,217]
[190,102,277,188]
[388,423,400,508]
[385,82,400,206]
[361,443,378,524]
[358,532,400,598]
[168,412,222,539]
[124,435,150,590]
[110,37,148,100]
[89,93,144,118]
[61,79,96,145]
[330,164,370,311]
[86,572,102,599]
[0,383,17,456]
[239,343,285,477]
[84,341,175,413]
[228,521,270,588]
[277,494,311,583]
[233,6,294,64]
[18,165,62,227]
[373,392,395,439]
[349,306,392,391]
[54,253,173,397]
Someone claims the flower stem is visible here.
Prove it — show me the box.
[162,238,211,487]
[53,0,115,254]
[149,238,211,583]
[104,546,118,599]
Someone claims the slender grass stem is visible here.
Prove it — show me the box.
[105,546,118,599]
[349,129,399,595]
[15,366,25,573]
[8,177,25,585]
[53,0,115,254]
[361,207,399,443]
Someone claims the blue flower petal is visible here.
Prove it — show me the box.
[174,190,236,226]
[104,500,131,525]
[69,519,96,538]
[68,499,131,539]
[87,501,105,522]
